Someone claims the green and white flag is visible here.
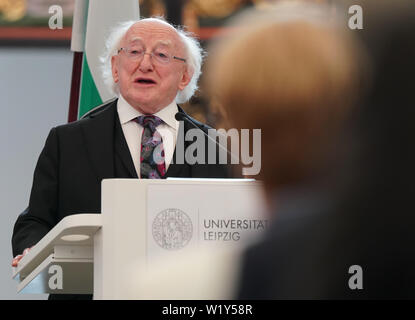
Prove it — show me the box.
[71,0,139,119]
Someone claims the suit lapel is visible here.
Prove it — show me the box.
[165,106,192,178]
[80,100,117,182]
[165,118,190,178]
[114,111,138,178]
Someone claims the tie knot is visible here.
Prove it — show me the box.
[136,115,163,132]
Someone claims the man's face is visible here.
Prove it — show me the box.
[111,21,192,114]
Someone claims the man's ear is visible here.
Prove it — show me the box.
[178,67,193,90]
[111,56,119,83]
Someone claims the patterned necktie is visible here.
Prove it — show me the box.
[135,115,166,179]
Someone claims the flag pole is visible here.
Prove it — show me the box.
[68,52,83,122]
[68,0,89,123]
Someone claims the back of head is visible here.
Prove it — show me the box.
[216,0,415,299]
[207,1,365,191]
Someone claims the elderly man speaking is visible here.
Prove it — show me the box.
[11,18,229,290]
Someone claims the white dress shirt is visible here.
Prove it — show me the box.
[117,95,179,177]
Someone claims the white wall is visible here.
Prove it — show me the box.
[0,47,72,299]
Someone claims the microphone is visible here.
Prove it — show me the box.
[174,111,238,164]
[175,111,199,127]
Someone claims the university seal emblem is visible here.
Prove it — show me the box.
[152,208,193,250]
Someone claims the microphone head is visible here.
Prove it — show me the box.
[175,112,186,121]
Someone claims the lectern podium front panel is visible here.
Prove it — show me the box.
[14,179,266,298]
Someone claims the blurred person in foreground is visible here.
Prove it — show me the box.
[208,0,366,299]
[215,0,415,299]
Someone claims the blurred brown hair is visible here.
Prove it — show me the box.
[207,1,367,191]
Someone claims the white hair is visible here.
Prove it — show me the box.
[100,17,204,104]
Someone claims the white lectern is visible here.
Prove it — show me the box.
[12,178,266,299]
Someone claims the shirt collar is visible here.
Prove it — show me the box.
[117,94,178,130]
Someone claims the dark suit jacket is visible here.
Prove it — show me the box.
[12,98,230,258]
